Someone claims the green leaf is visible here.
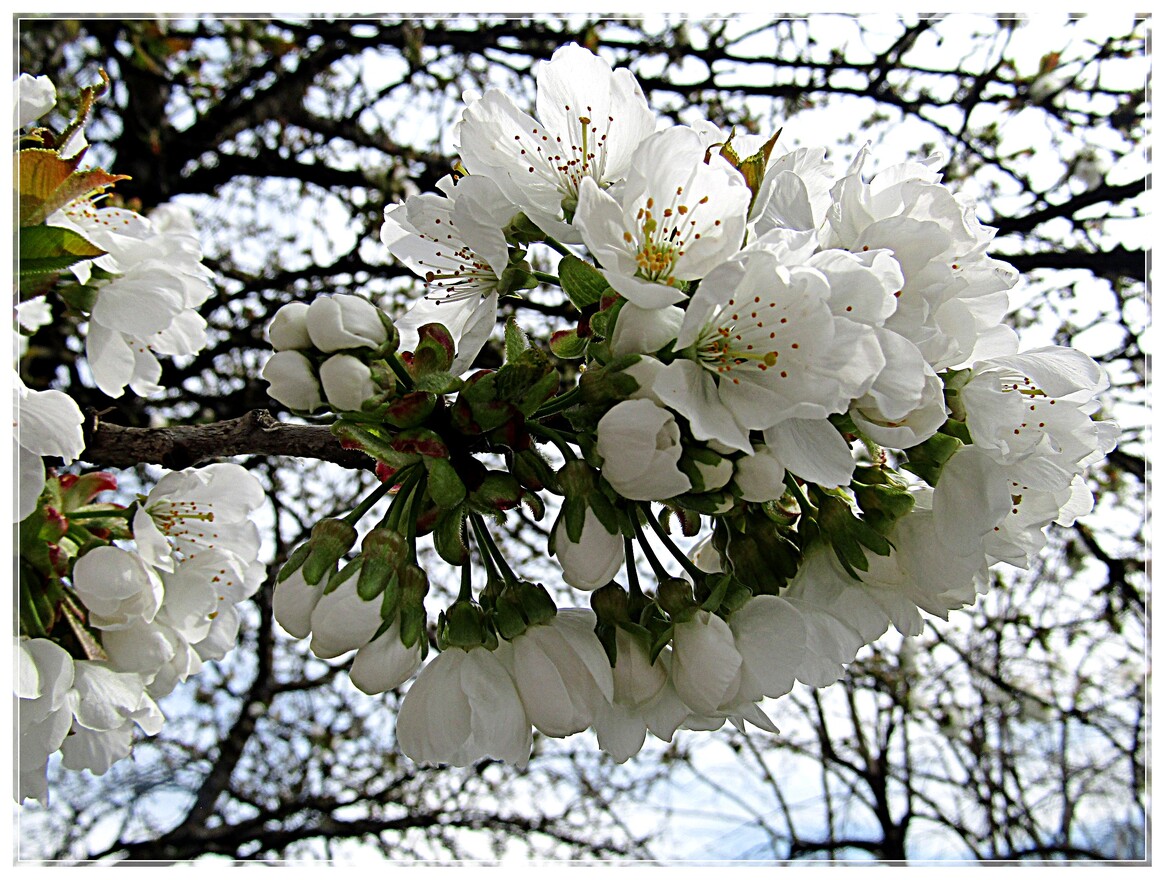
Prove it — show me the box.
[19,223,105,277]
[549,328,588,359]
[504,315,531,363]
[557,253,610,310]
[17,148,129,227]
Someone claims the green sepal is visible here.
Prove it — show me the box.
[302,518,358,586]
[656,576,697,620]
[815,489,893,580]
[398,563,430,650]
[324,555,362,596]
[901,428,964,486]
[357,528,408,601]
[276,542,313,583]
[491,593,528,641]
[441,599,493,649]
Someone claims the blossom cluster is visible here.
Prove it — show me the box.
[16,464,266,802]
[262,44,1117,767]
[14,74,265,804]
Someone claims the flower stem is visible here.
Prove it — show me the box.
[470,513,518,586]
[641,505,705,581]
[630,515,670,582]
[541,235,571,257]
[532,385,581,418]
[532,270,561,287]
[526,422,578,461]
[344,476,400,526]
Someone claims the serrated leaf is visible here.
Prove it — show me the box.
[19,224,105,277]
[504,315,531,363]
[558,253,610,310]
[549,328,588,359]
[17,149,129,226]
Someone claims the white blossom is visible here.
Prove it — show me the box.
[574,125,751,308]
[349,618,424,695]
[595,399,691,500]
[262,350,324,412]
[456,42,655,242]
[305,293,388,352]
[497,609,614,737]
[553,508,624,591]
[319,354,377,412]
[396,646,532,767]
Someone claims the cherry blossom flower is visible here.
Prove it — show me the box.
[823,144,1019,370]
[262,350,324,412]
[574,125,751,308]
[16,638,75,803]
[396,646,532,767]
[59,662,164,777]
[595,399,691,501]
[319,354,377,413]
[456,43,655,242]
[70,545,164,630]
[305,293,388,352]
[349,617,424,695]
[653,248,883,452]
[13,373,85,521]
[552,508,624,590]
[497,609,614,737]
[132,463,264,575]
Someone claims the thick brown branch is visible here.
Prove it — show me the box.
[80,409,374,472]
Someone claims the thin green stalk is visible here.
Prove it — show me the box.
[533,385,581,418]
[471,513,520,586]
[526,422,578,461]
[541,235,571,257]
[630,515,670,582]
[642,505,705,581]
[533,270,561,287]
[344,476,399,526]
[624,537,644,600]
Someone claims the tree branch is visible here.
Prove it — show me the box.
[80,409,374,471]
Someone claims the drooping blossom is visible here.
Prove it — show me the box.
[496,609,614,737]
[395,646,533,767]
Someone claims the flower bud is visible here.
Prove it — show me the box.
[349,616,424,695]
[656,577,696,619]
[306,294,388,352]
[262,351,323,411]
[319,353,378,412]
[308,577,382,659]
[273,565,326,639]
[553,508,623,591]
[596,399,691,501]
[267,302,312,350]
